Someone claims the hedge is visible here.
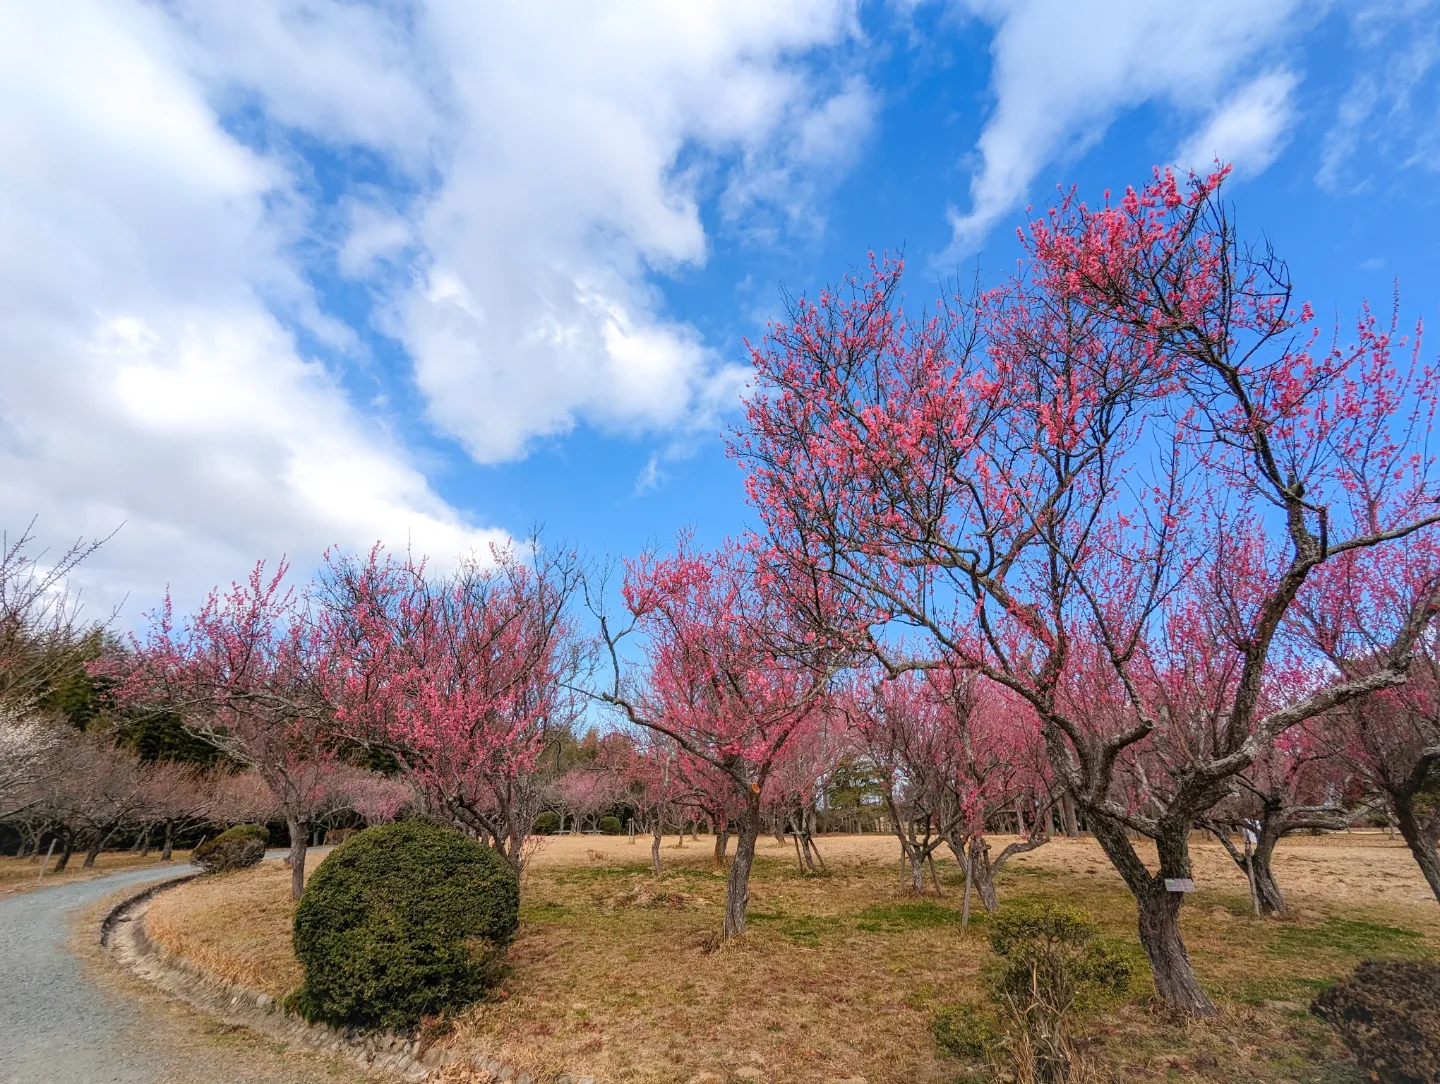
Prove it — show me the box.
[292,819,519,1030]
[191,823,268,874]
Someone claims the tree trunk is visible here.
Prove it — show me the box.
[713,827,730,865]
[286,816,309,900]
[960,848,973,931]
[161,820,174,862]
[1248,826,1286,916]
[1394,794,1440,904]
[909,848,926,894]
[651,816,663,876]
[1091,817,1215,1015]
[1060,791,1080,838]
[1135,883,1215,1013]
[723,813,761,939]
[969,837,999,912]
[52,831,74,873]
[83,834,104,868]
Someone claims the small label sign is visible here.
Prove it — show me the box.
[1164,878,1196,893]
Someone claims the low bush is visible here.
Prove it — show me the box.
[533,811,561,835]
[1311,959,1440,1084]
[932,1004,1000,1059]
[292,819,519,1031]
[598,815,622,835]
[191,823,268,874]
[932,901,1131,1082]
[987,901,1131,1010]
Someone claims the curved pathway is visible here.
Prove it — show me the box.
[0,856,359,1084]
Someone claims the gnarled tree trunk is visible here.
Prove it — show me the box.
[1394,793,1440,904]
[651,814,663,876]
[1247,827,1287,916]
[1091,817,1215,1015]
[52,830,74,874]
[723,812,761,938]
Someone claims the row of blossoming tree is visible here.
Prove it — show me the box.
[735,167,1440,1013]
[94,166,1440,1019]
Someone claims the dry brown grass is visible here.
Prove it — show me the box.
[147,832,1440,1084]
[148,858,307,995]
[0,850,192,897]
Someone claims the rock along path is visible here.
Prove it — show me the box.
[0,856,359,1084]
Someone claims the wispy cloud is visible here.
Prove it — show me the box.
[1174,70,1298,178]
[944,0,1304,255]
[1318,3,1440,191]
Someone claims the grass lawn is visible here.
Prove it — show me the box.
[0,849,192,898]
[146,832,1439,1084]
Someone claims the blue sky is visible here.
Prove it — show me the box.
[3,0,1439,620]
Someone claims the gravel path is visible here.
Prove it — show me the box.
[0,856,360,1084]
[0,863,186,1084]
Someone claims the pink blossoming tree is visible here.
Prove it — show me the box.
[738,168,1440,1012]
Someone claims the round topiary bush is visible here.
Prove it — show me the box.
[532,811,561,835]
[598,815,622,835]
[191,823,268,874]
[292,819,519,1031]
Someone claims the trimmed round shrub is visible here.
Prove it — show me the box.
[532,811,561,835]
[598,815,622,835]
[292,819,519,1031]
[1312,959,1440,1084]
[191,823,268,874]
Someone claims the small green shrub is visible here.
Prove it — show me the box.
[598,815,622,835]
[987,901,1130,1009]
[533,811,561,835]
[292,819,519,1031]
[932,1004,1000,1059]
[191,823,268,874]
[946,901,1133,1083]
[1311,959,1440,1084]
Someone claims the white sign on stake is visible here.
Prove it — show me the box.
[1164,878,1196,893]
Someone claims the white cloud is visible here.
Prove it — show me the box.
[0,0,503,616]
[394,2,870,462]
[154,2,870,469]
[946,0,1304,254]
[0,0,875,611]
[1318,3,1440,191]
[1174,70,1298,178]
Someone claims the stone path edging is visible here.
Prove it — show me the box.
[101,875,595,1084]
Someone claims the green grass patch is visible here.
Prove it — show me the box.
[1267,917,1428,960]
[749,910,845,946]
[854,900,966,933]
[520,900,573,922]
[1228,973,1331,1007]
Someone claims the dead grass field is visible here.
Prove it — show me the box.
[147,831,1439,1084]
[0,850,192,898]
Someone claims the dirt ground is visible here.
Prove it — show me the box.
[147,831,1439,1084]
